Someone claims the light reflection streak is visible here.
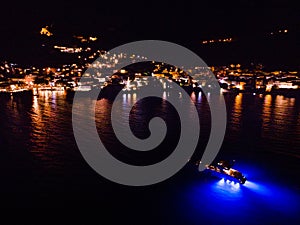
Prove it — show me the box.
[190,92,196,102]
[197,92,202,101]
[32,96,39,112]
[218,178,240,190]
[162,91,167,100]
[29,90,65,157]
[261,94,297,144]
[213,178,242,196]
[132,93,137,102]
[243,180,271,196]
[230,93,242,133]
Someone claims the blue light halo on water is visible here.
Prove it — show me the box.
[184,164,300,224]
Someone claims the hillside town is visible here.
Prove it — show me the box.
[1,58,299,96]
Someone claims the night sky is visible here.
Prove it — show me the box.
[0,0,299,69]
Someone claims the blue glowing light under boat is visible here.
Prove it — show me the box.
[182,162,300,225]
[198,160,247,184]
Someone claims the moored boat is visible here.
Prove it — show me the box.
[197,160,247,184]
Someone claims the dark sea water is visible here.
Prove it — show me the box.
[0,90,299,224]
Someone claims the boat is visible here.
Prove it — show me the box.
[197,160,247,184]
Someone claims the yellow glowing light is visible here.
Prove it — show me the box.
[278,84,298,89]
[89,37,97,41]
[40,26,53,36]
[266,84,272,92]
[74,35,84,39]
[202,37,232,45]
